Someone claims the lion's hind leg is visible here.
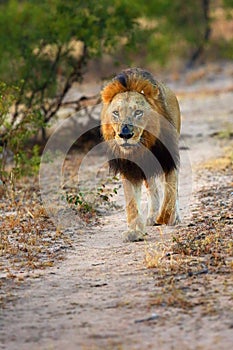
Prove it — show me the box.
[156,169,180,225]
[145,177,160,226]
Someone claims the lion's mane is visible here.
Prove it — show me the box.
[101,68,180,183]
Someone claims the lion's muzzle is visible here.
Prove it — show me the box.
[119,124,134,140]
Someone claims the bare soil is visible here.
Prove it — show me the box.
[0,62,233,350]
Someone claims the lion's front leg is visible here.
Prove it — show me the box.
[156,169,180,225]
[121,176,145,242]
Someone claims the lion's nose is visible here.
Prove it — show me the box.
[119,124,134,140]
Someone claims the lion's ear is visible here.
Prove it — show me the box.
[115,73,127,88]
[139,83,160,101]
[128,77,159,100]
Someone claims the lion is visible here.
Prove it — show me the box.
[100,68,181,242]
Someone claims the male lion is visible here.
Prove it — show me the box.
[101,68,181,242]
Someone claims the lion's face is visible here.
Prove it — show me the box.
[102,91,160,154]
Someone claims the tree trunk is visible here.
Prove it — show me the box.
[187,0,211,68]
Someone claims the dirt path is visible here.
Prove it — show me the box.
[0,66,233,350]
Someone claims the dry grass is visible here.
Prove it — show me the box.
[0,177,73,305]
[145,166,233,312]
[202,137,233,171]
[0,155,119,306]
[145,171,232,273]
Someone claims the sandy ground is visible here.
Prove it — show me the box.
[0,63,233,350]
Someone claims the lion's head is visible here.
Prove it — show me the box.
[101,90,160,155]
[100,68,167,158]
[100,68,180,182]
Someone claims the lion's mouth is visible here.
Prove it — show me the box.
[121,142,138,148]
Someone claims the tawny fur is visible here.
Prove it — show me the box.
[100,68,181,242]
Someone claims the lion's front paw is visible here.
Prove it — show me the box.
[122,229,146,242]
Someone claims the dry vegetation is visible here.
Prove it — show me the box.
[0,127,232,326]
[0,178,70,304]
[0,152,122,306]
[144,146,233,314]
[1,150,232,314]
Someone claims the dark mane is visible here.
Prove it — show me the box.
[108,134,179,183]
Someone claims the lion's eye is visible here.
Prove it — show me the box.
[134,110,143,119]
[112,110,120,120]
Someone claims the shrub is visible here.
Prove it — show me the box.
[0,0,140,179]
